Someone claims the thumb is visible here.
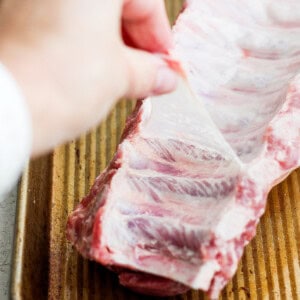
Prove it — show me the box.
[122,47,178,99]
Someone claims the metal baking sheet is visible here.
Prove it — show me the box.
[11,1,300,299]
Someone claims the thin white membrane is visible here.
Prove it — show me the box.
[173,0,300,162]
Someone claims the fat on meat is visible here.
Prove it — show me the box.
[67,1,300,298]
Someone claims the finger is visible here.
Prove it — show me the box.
[122,0,172,53]
[122,47,178,99]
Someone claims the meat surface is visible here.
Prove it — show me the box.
[67,1,300,298]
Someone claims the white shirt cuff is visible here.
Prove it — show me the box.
[0,63,32,199]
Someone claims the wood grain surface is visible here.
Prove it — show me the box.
[11,1,300,299]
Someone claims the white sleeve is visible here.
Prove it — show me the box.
[0,63,32,200]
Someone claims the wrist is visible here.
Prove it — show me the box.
[0,39,66,155]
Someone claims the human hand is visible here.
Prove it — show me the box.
[0,0,177,156]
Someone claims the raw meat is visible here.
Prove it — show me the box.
[67,1,300,298]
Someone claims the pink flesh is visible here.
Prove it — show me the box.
[67,1,300,298]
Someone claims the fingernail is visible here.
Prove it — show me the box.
[152,66,178,95]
